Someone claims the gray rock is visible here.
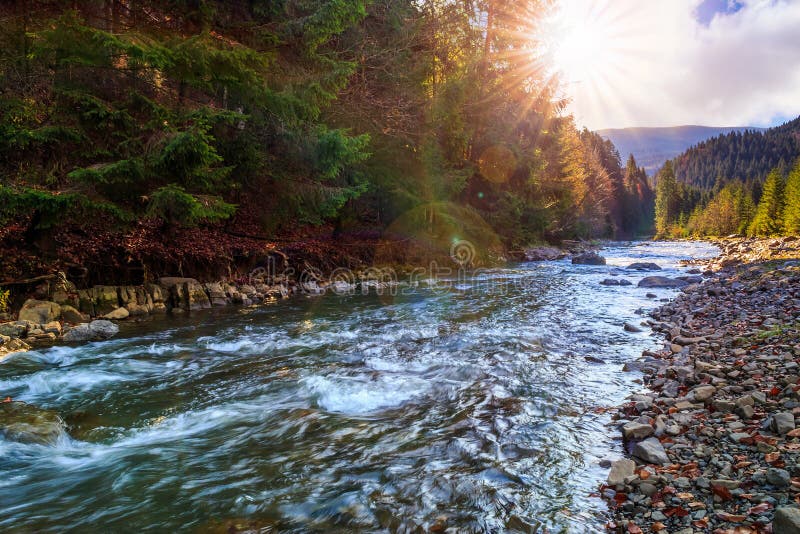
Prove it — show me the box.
[0,401,67,445]
[88,320,119,340]
[59,305,88,324]
[774,507,800,534]
[17,299,61,324]
[600,278,621,286]
[623,422,655,440]
[772,412,796,435]
[0,322,27,338]
[607,458,636,486]
[62,324,91,342]
[626,262,662,271]
[571,252,606,265]
[103,307,129,320]
[767,468,791,487]
[691,385,716,402]
[632,437,670,465]
[624,323,643,333]
[638,277,689,288]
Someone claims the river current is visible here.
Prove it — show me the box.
[0,241,718,533]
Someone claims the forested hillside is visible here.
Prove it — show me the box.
[652,116,800,238]
[598,125,761,176]
[672,117,800,190]
[0,1,653,285]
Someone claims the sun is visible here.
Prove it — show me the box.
[546,0,622,85]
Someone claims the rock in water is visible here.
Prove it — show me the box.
[88,320,119,340]
[571,252,606,265]
[622,421,654,440]
[17,299,61,324]
[624,323,643,333]
[607,459,636,486]
[637,276,689,288]
[626,262,662,271]
[0,401,67,445]
[774,507,800,533]
[632,437,670,465]
[103,307,130,320]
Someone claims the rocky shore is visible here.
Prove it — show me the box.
[605,236,800,533]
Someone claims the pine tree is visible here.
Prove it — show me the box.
[783,159,800,235]
[748,168,785,236]
[655,161,680,237]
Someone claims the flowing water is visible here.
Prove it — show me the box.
[0,241,718,533]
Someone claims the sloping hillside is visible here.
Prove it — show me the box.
[598,125,763,175]
[671,117,800,190]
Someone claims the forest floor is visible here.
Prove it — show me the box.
[605,236,800,533]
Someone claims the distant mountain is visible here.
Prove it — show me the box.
[597,125,765,176]
[670,117,800,190]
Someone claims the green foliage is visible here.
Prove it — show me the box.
[655,162,680,237]
[0,289,10,314]
[146,185,236,228]
[748,168,785,236]
[0,186,132,229]
[686,183,755,236]
[783,160,800,235]
[673,118,800,190]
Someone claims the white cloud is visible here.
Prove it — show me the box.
[562,0,800,129]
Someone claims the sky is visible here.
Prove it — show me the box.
[559,0,800,130]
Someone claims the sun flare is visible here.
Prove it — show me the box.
[546,0,623,85]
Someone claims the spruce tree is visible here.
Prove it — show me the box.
[783,159,800,235]
[654,161,679,237]
[748,168,785,236]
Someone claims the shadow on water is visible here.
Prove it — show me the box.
[0,241,718,533]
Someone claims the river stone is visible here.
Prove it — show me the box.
[601,279,621,286]
[772,412,796,435]
[17,299,61,324]
[632,437,670,465]
[62,324,91,342]
[637,276,689,288]
[0,322,27,338]
[93,286,121,316]
[623,422,654,440]
[607,459,636,486]
[571,252,606,265]
[0,401,67,445]
[767,468,791,487]
[103,307,129,320]
[691,385,716,402]
[774,507,800,533]
[627,262,662,271]
[89,320,119,340]
[59,305,88,324]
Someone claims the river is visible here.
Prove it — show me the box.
[0,241,718,533]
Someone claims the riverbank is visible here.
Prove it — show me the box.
[0,237,605,360]
[605,236,800,533]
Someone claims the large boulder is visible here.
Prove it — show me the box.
[626,262,662,271]
[93,286,121,316]
[571,252,606,265]
[89,320,119,340]
[59,305,88,324]
[103,307,130,320]
[0,401,67,445]
[774,507,800,534]
[17,299,61,324]
[64,320,120,341]
[607,459,636,486]
[159,277,212,312]
[632,437,670,465]
[637,276,689,288]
